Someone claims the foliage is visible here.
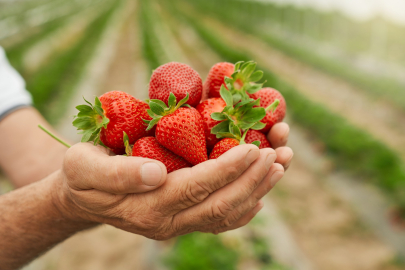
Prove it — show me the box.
[168,0,405,208]
[185,0,405,112]
[164,233,239,270]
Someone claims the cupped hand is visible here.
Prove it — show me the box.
[267,122,293,170]
[58,142,284,239]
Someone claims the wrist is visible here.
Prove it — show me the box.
[50,170,97,230]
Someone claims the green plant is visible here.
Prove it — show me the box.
[164,233,239,270]
[166,0,405,208]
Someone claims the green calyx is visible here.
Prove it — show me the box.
[210,86,265,147]
[123,131,132,156]
[72,96,109,146]
[265,99,280,113]
[225,61,265,103]
[144,93,191,130]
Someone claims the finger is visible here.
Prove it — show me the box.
[275,147,293,171]
[63,143,167,194]
[172,148,275,232]
[164,144,260,210]
[208,163,283,230]
[201,201,264,234]
[268,122,289,148]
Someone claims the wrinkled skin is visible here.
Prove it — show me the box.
[58,122,293,239]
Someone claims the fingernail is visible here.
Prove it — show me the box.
[265,154,276,170]
[141,163,162,186]
[270,171,283,187]
[245,149,260,165]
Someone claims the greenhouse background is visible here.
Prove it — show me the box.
[0,0,405,269]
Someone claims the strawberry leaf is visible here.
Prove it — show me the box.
[93,97,104,117]
[168,93,177,108]
[211,120,230,134]
[240,107,266,123]
[175,93,190,110]
[149,101,165,115]
[83,96,93,107]
[234,61,243,71]
[153,99,168,109]
[73,96,110,148]
[249,70,263,82]
[211,112,227,121]
[265,99,280,113]
[246,83,263,94]
[220,85,233,107]
[250,122,266,130]
[123,131,132,156]
[146,118,160,131]
[215,132,236,139]
[251,140,261,147]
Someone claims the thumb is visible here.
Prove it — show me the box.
[63,143,167,194]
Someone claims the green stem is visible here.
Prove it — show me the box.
[38,124,71,148]
[239,128,249,144]
[265,99,280,113]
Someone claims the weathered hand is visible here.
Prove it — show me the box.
[58,142,283,238]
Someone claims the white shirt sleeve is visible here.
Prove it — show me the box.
[0,46,32,121]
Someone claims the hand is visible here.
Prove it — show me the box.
[267,122,293,171]
[57,142,284,238]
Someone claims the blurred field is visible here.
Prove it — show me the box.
[1,0,405,269]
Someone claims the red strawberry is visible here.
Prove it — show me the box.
[149,62,203,107]
[196,98,226,150]
[251,88,286,133]
[132,137,191,173]
[73,91,152,152]
[244,130,271,149]
[145,93,208,165]
[209,138,239,159]
[204,62,235,99]
[155,107,207,165]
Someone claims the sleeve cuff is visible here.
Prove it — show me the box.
[0,104,32,122]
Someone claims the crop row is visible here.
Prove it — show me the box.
[185,0,405,112]
[3,0,119,123]
[160,0,405,210]
[139,1,290,269]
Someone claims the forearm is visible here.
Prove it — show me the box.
[0,107,68,187]
[0,170,94,270]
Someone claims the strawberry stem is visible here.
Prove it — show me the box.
[265,99,280,113]
[38,124,71,148]
[240,128,249,144]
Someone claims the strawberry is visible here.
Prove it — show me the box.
[204,62,235,99]
[251,88,286,133]
[209,138,240,159]
[244,130,271,149]
[196,98,226,150]
[205,61,265,103]
[130,136,191,173]
[148,62,203,107]
[145,93,208,165]
[73,91,152,152]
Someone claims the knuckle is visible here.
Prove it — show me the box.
[63,146,85,181]
[213,163,241,188]
[186,179,210,204]
[220,210,240,228]
[107,158,128,193]
[210,199,234,221]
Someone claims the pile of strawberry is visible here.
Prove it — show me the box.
[73,61,286,173]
